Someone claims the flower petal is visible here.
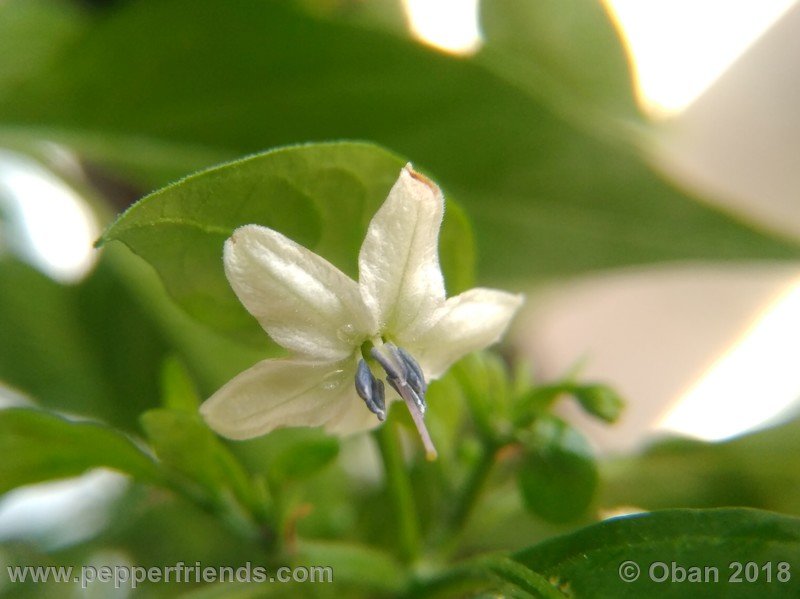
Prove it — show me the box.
[405,288,524,378]
[324,387,390,435]
[358,164,445,338]
[225,225,375,360]
[200,359,357,440]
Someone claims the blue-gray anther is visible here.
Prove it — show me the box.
[371,345,427,414]
[371,378,386,421]
[397,346,427,395]
[355,359,386,421]
[370,346,405,382]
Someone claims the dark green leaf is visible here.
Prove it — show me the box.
[0,408,160,494]
[514,508,800,598]
[518,417,598,523]
[100,142,474,343]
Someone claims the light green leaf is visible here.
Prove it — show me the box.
[100,142,474,343]
[514,508,800,598]
[0,408,160,494]
[518,417,598,523]
[160,356,201,412]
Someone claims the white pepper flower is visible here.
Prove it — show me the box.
[201,164,523,458]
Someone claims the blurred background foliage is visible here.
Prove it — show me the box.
[1,0,800,597]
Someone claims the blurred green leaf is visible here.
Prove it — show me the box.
[477,555,567,599]
[453,352,512,441]
[0,0,86,104]
[0,408,159,494]
[601,418,800,515]
[518,417,598,523]
[0,0,795,285]
[102,242,272,398]
[513,382,625,427]
[160,356,201,412]
[0,258,103,411]
[140,409,257,511]
[514,508,800,598]
[297,540,405,593]
[512,384,569,427]
[0,256,168,431]
[100,142,474,343]
[572,384,625,424]
[479,0,640,124]
[235,428,340,485]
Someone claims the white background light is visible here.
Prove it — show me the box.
[605,0,797,117]
[403,0,482,55]
[0,151,98,282]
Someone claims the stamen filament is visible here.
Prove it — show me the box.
[369,344,437,460]
[402,392,438,461]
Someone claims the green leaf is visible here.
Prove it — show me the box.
[479,555,567,599]
[571,384,625,423]
[100,142,474,342]
[0,0,85,104]
[235,428,340,485]
[453,352,512,441]
[0,408,160,494]
[140,409,256,511]
[102,242,272,398]
[513,382,625,427]
[479,0,640,123]
[0,256,169,431]
[601,417,800,514]
[160,356,201,412]
[518,417,598,523]
[512,384,570,427]
[297,540,405,593]
[514,508,800,598]
[1,0,796,284]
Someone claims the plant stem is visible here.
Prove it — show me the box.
[451,446,496,532]
[374,421,421,563]
[432,444,497,555]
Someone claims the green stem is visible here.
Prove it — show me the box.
[374,421,421,563]
[431,444,498,555]
[448,446,496,534]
